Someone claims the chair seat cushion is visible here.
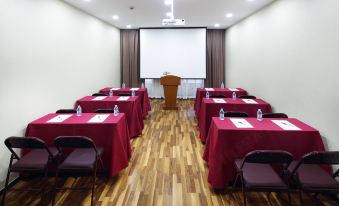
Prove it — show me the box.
[11,147,59,172]
[235,159,288,189]
[288,161,339,190]
[58,147,103,171]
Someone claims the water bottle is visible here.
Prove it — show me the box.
[113,105,119,116]
[76,105,82,116]
[206,91,210,99]
[132,90,135,96]
[122,82,126,88]
[221,82,225,89]
[109,89,113,97]
[141,82,144,88]
[232,92,236,100]
[257,109,263,121]
[219,108,225,120]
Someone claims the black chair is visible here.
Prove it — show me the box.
[210,94,227,98]
[117,93,131,96]
[263,113,288,118]
[288,151,339,206]
[95,109,114,113]
[92,93,107,96]
[52,136,104,206]
[56,109,76,114]
[225,111,249,117]
[234,150,293,206]
[2,137,59,206]
[239,95,256,99]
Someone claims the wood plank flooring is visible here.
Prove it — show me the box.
[2,100,338,206]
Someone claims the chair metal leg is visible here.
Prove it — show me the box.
[1,169,11,206]
[52,170,59,206]
[287,190,291,206]
[299,190,303,206]
[240,175,247,206]
[91,161,98,206]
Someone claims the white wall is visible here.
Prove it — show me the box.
[226,0,339,151]
[0,0,120,187]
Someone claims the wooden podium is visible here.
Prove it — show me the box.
[160,75,181,110]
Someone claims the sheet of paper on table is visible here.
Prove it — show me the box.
[242,99,258,104]
[230,118,254,128]
[110,88,120,90]
[272,120,301,131]
[205,88,214,91]
[88,114,109,123]
[213,98,226,103]
[117,96,129,101]
[130,88,139,91]
[228,88,239,91]
[47,114,72,123]
[92,96,107,101]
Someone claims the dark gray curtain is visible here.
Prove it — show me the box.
[120,29,141,87]
[206,29,225,87]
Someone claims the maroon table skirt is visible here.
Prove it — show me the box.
[100,87,151,117]
[194,88,247,117]
[25,113,131,176]
[75,96,143,138]
[198,98,272,142]
[203,117,326,189]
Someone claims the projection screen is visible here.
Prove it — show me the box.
[140,28,206,79]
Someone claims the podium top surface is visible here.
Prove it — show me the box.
[160,75,181,86]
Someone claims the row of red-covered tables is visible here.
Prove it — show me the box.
[25,87,151,177]
[194,88,326,189]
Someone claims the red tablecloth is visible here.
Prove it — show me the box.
[198,98,272,142]
[100,88,151,117]
[75,96,143,138]
[194,88,247,116]
[203,117,326,189]
[25,113,131,176]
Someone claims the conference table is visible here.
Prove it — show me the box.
[194,88,247,117]
[75,96,143,138]
[100,87,151,118]
[198,98,272,142]
[25,113,131,176]
[203,117,326,189]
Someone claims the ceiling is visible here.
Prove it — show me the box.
[64,0,276,29]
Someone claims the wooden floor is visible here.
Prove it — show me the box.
[2,100,338,206]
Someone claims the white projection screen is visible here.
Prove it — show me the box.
[140,28,206,79]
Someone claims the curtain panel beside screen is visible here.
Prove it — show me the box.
[120,29,141,87]
[206,29,225,87]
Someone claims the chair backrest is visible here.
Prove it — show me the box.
[225,111,249,117]
[54,136,98,154]
[262,113,288,118]
[239,95,256,99]
[92,93,108,96]
[56,109,77,114]
[210,95,226,98]
[95,109,114,113]
[4,136,52,160]
[117,93,131,96]
[241,150,293,169]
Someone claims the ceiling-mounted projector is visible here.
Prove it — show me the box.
[162,18,185,26]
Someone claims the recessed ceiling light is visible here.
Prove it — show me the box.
[214,23,220,28]
[226,13,233,18]
[83,0,91,2]
[112,15,119,20]
[164,0,172,5]
[126,25,132,29]
[247,0,255,2]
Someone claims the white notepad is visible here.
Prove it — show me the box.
[230,118,254,128]
[88,114,109,123]
[117,96,129,101]
[242,99,258,104]
[110,88,120,91]
[272,120,301,131]
[92,96,107,101]
[228,88,239,91]
[130,88,139,91]
[47,114,72,123]
[205,88,214,91]
[213,98,226,103]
